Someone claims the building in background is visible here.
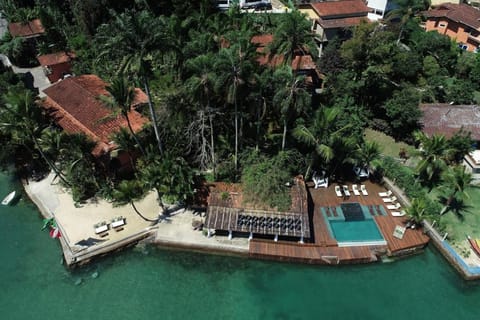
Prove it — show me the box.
[423,3,480,52]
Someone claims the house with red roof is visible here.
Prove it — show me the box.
[420,103,480,141]
[41,75,149,170]
[420,103,480,181]
[37,52,75,83]
[423,3,480,52]
[307,0,370,56]
[250,34,324,90]
[8,19,45,38]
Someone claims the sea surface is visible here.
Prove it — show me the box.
[0,172,479,320]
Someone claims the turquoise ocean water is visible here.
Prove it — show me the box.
[0,172,479,320]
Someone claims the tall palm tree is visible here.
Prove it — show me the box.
[96,10,166,156]
[139,153,194,209]
[185,54,217,176]
[293,106,353,177]
[355,140,382,173]
[438,165,473,216]
[385,0,430,44]
[0,90,70,185]
[214,43,255,173]
[112,179,158,222]
[414,131,452,190]
[270,8,314,63]
[104,76,146,157]
[273,65,310,150]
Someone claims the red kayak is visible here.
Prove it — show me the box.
[49,227,61,239]
[467,236,480,258]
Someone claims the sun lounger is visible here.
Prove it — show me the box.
[378,190,392,198]
[335,186,343,197]
[360,184,368,196]
[94,222,108,234]
[342,185,350,197]
[393,225,406,239]
[382,196,397,203]
[111,217,126,229]
[391,210,406,217]
[352,184,360,196]
[387,203,401,210]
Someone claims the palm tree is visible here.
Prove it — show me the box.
[96,10,166,156]
[438,165,473,217]
[405,197,429,228]
[293,106,353,178]
[273,65,310,151]
[270,8,314,63]
[414,131,452,190]
[385,0,430,44]
[112,180,157,222]
[0,89,70,185]
[185,54,217,176]
[214,43,255,173]
[104,76,146,157]
[139,153,194,209]
[355,140,382,175]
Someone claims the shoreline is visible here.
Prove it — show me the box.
[21,173,480,279]
[22,172,249,267]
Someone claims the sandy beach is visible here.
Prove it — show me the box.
[24,172,248,265]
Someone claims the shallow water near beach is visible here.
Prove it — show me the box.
[0,172,479,320]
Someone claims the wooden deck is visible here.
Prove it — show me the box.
[249,180,430,264]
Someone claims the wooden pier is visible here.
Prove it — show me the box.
[248,180,429,264]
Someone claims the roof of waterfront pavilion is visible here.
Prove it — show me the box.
[205,176,310,239]
[420,103,480,140]
[42,75,149,157]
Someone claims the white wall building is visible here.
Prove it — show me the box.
[366,0,393,21]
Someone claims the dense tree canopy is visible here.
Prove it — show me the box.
[0,0,478,209]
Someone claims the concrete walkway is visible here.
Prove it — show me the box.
[11,65,51,97]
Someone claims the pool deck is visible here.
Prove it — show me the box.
[249,181,430,264]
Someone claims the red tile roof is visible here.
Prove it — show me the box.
[251,34,316,70]
[310,0,369,19]
[42,75,149,156]
[423,3,480,30]
[291,55,316,70]
[420,104,480,140]
[37,52,75,66]
[8,19,45,38]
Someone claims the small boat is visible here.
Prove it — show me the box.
[467,236,480,258]
[1,191,16,205]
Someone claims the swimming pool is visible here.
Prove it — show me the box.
[322,203,387,247]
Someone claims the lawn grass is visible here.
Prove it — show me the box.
[364,129,416,159]
[436,185,480,243]
[474,90,480,104]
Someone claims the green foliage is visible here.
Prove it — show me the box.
[241,150,301,211]
[139,153,194,205]
[446,129,474,164]
[445,78,475,104]
[383,87,422,140]
[112,179,146,206]
[379,156,442,216]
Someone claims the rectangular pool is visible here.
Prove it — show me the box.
[328,219,385,243]
[322,203,387,246]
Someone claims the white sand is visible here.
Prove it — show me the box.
[457,240,480,267]
[25,173,160,247]
[24,173,249,260]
